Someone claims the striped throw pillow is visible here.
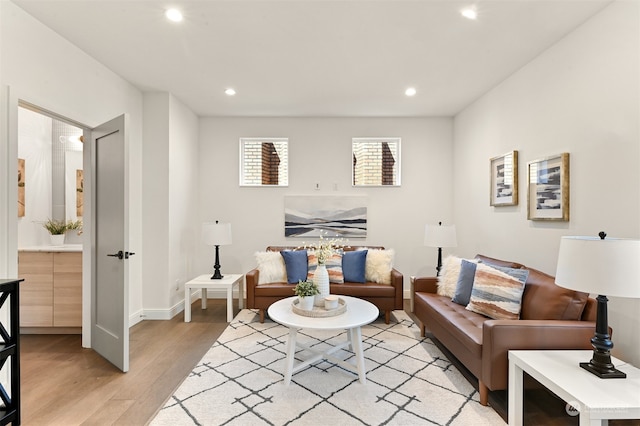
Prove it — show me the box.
[308,251,344,283]
[466,263,528,320]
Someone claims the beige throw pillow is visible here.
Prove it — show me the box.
[437,255,463,298]
[255,251,286,284]
[365,249,394,284]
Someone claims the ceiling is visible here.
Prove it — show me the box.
[13,0,612,117]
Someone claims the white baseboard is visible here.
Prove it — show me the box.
[133,288,411,323]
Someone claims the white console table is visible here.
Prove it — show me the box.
[184,274,244,322]
[509,350,640,426]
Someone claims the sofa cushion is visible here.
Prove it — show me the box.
[308,251,344,283]
[255,251,286,284]
[281,250,308,284]
[415,292,484,358]
[452,259,477,306]
[466,262,527,320]
[476,254,589,320]
[520,268,589,320]
[363,249,394,285]
[342,250,367,283]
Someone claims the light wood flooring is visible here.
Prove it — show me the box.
[20,300,640,425]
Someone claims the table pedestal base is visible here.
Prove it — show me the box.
[283,326,367,385]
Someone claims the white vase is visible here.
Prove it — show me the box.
[313,264,330,306]
[298,295,315,311]
[50,234,65,246]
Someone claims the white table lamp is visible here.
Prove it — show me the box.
[424,222,457,276]
[555,232,640,378]
[202,221,232,279]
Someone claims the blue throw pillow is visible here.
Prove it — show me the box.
[452,259,477,306]
[280,250,308,284]
[342,250,367,283]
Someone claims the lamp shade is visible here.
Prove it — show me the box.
[424,224,457,248]
[555,236,640,298]
[202,222,232,246]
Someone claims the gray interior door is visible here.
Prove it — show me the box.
[91,114,129,372]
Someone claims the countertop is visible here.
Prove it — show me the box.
[19,244,83,252]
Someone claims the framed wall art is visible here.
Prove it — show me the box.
[490,151,518,206]
[284,195,367,238]
[527,153,570,221]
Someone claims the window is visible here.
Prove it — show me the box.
[352,138,401,186]
[240,138,288,186]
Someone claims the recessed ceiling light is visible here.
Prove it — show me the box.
[405,87,417,97]
[225,88,236,96]
[461,7,477,20]
[165,8,183,22]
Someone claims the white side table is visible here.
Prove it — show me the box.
[184,274,244,322]
[509,350,640,425]
[268,295,379,385]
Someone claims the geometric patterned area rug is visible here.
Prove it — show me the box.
[151,309,505,426]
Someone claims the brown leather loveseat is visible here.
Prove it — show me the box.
[412,254,597,406]
[246,246,403,323]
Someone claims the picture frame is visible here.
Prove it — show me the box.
[284,195,367,238]
[490,151,518,206]
[527,153,570,221]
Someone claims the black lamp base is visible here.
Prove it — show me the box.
[580,361,626,379]
[211,244,223,280]
[580,294,626,379]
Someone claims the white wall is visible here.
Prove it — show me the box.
[0,1,145,336]
[453,1,640,364]
[197,117,454,294]
[168,95,199,309]
[141,93,199,318]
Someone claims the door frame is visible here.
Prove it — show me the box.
[2,87,95,347]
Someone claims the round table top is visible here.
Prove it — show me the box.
[268,295,379,330]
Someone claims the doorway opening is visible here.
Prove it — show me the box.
[17,103,87,336]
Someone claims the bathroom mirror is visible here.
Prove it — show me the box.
[239,138,289,186]
[17,105,83,223]
[352,138,401,186]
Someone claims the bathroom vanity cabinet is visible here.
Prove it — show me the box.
[18,247,82,333]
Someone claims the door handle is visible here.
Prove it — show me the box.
[125,251,135,259]
[107,250,124,260]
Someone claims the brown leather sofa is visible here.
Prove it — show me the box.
[412,254,597,406]
[246,246,403,323]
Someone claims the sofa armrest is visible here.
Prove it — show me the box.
[391,268,404,310]
[482,320,596,391]
[245,268,259,308]
[412,276,438,294]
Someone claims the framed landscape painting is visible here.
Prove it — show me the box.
[527,153,570,221]
[284,195,367,238]
[490,151,518,206]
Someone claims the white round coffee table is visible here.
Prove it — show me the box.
[268,295,379,385]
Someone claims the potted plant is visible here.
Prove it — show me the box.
[42,219,68,246]
[293,280,319,311]
[66,219,83,235]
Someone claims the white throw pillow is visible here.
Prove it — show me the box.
[364,249,394,284]
[437,255,462,298]
[255,251,286,284]
[437,255,479,298]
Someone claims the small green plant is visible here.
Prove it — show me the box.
[66,219,83,234]
[293,280,319,297]
[42,219,68,235]
[42,219,83,235]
